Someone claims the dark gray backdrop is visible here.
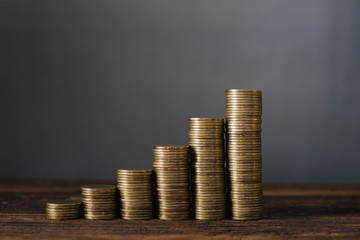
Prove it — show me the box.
[1,0,360,183]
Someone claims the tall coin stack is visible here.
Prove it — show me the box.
[153,146,190,220]
[117,169,154,220]
[81,185,117,220]
[188,118,226,220]
[46,200,82,220]
[226,89,263,220]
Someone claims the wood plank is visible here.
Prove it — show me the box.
[0,180,360,239]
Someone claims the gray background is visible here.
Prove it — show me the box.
[1,0,360,183]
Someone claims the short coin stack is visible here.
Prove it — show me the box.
[81,185,117,220]
[153,146,190,220]
[46,200,82,220]
[226,89,263,220]
[117,169,154,220]
[188,118,226,220]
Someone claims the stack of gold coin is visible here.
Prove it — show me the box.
[188,118,226,220]
[153,146,190,220]
[81,185,117,220]
[46,199,82,220]
[226,89,263,220]
[117,169,154,220]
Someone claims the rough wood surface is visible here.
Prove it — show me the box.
[0,180,360,239]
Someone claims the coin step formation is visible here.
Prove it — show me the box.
[45,89,264,221]
[188,118,226,220]
[46,200,82,220]
[117,169,154,220]
[226,89,263,220]
[82,185,117,220]
[153,146,190,220]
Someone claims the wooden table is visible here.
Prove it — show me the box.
[0,180,359,239]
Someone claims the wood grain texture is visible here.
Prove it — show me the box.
[0,180,360,239]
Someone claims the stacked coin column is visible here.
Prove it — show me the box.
[117,169,154,220]
[188,118,226,220]
[226,89,263,220]
[153,146,190,220]
[81,185,117,220]
[46,200,82,220]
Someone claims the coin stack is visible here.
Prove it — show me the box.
[226,89,263,220]
[46,199,82,220]
[117,169,154,220]
[153,146,190,220]
[81,185,117,220]
[188,118,226,220]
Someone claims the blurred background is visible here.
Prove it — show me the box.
[1,0,360,183]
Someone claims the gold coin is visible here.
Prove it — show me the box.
[153,145,189,150]
[47,199,82,207]
[226,131,261,136]
[226,89,262,93]
[188,132,224,137]
[81,185,116,194]
[226,114,262,118]
[226,105,262,110]
[226,101,262,106]
[226,109,262,113]
[153,163,188,168]
[189,117,224,121]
